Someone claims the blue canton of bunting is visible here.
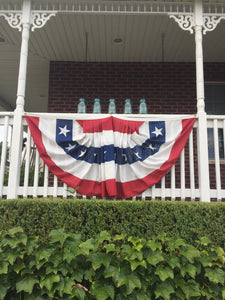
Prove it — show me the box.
[56,119,166,165]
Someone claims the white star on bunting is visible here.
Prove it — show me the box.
[59,125,70,137]
[66,143,74,151]
[149,144,156,151]
[152,126,163,137]
[134,151,141,159]
[78,150,86,158]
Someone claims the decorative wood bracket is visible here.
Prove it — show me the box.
[0,11,56,31]
[31,12,56,31]
[0,12,22,31]
[170,13,225,34]
[203,16,225,34]
[169,14,194,34]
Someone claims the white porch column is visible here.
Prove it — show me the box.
[7,0,31,199]
[194,0,210,202]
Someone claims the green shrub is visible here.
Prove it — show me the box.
[0,199,225,247]
[0,227,224,299]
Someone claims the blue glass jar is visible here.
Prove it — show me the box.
[77,98,86,113]
[139,99,148,114]
[93,98,101,113]
[124,99,132,114]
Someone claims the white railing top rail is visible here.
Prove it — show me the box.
[0,112,14,117]
[24,112,196,119]
[206,114,225,119]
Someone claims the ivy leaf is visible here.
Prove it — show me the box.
[0,283,10,298]
[180,245,200,263]
[49,229,68,246]
[26,236,39,255]
[63,248,78,264]
[49,252,63,268]
[116,268,141,295]
[122,245,143,261]
[87,252,111,270]
[199,255,213,267]
[181,263,197,279]
[84,269,95,281]
[4,227,24,237]
[104,265,119,279]
[91,282,115,300]
[35,246,54,262]
[72,269,85,282]
[4,251,21,265]
[199,237,212,246]
[147,250,164,266]
[0,261,8,274]
[155,265,174,281]
[59,277,75,295]
[97,231,111,243]
[128,237,144,251]
[28,259,37,270]
[145,240,162,251]
[155,280,175,300]
[46,265,58,275]
[113,234,125,241]
[137,293,152,300]
[130,260,147,271]
[222,287,225,300]
[72,287,86,300]
[13,260,26,274]
[214,247,225,258]
[167,255,181,269]
[104,243,116,253]
[168,239,185,250]
[130,250,143,261]
[121,244,132,257]
[58,263,70,276]
[205,268,225,284]
[16,276,39,294]
[24,294,45,300]
[40,274,60,291]
[134,243,144,251]
[78,238,98,256]
[176,279,201,298]
[2,232,27,248]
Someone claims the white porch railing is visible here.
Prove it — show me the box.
[0,112,225,201]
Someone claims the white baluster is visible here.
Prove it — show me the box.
[189,130,195,201]
[180,148,185,200]
[0,116,9,197]
[213,119,221,201]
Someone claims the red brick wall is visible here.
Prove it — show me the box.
[48,62,225,114]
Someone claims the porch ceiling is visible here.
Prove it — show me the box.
[0,6,225,112]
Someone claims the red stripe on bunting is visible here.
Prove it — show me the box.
[77,116,143,134]
[25,116,195,198]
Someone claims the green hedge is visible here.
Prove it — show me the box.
[1,227,225,299]
[0,199,225,247]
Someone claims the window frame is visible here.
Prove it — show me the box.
[204,81,225,162]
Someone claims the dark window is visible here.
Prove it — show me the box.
[205,83,225,160]
[205,84,225,115]
[207,128,224,160]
